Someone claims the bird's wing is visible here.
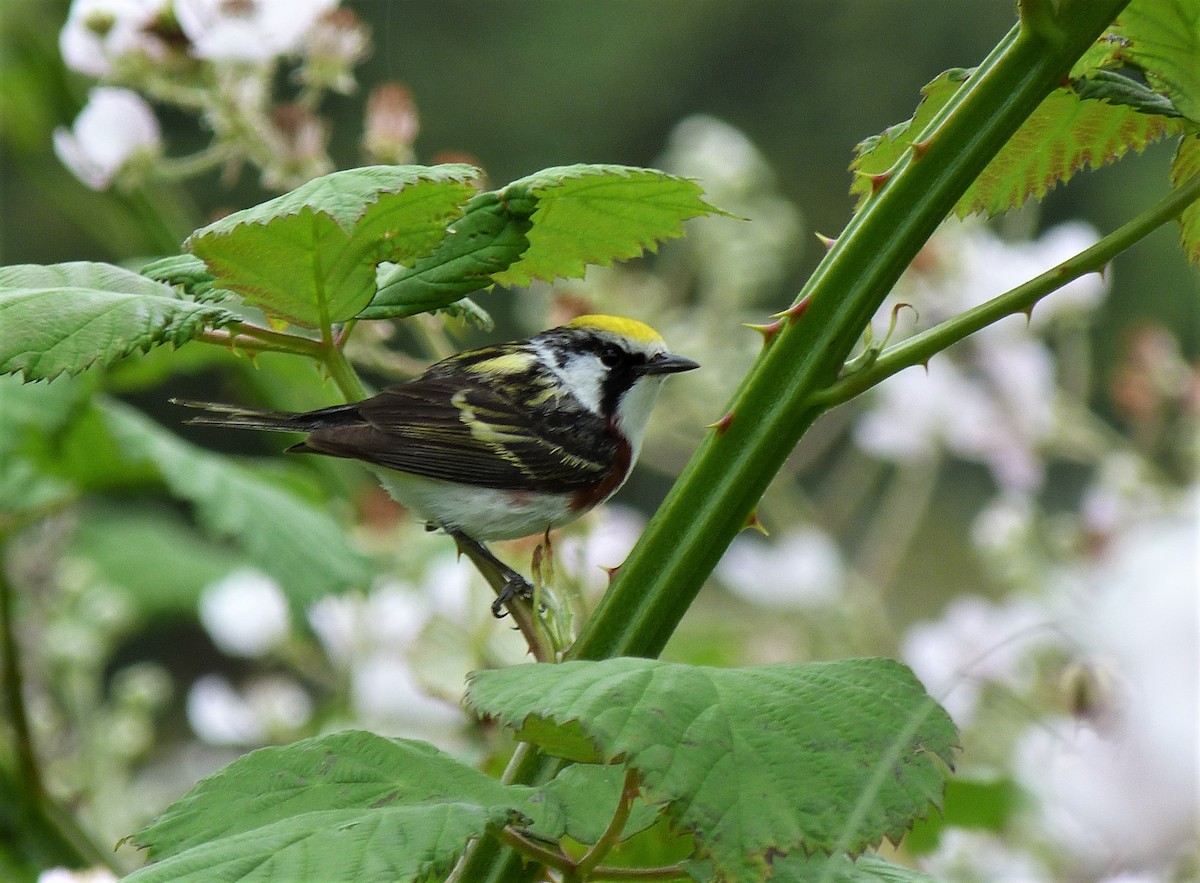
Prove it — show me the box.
[299,376,617,492]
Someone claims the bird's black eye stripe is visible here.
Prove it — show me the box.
[599,343,622,367]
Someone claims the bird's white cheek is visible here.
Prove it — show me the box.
[616,376,668,460]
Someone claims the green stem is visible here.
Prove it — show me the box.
[324,343,368,402]
[811,169,1200,411]
[463,6,1131,881]
[574,768,640,879]
[454,542,551,663]
[151,142,240,183]
[228,321,324,356]
[491,827,573,874]
[198,327,317,357]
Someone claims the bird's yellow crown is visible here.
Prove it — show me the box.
[566,314,663,343]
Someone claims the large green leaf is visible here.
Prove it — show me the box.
[466,657,957,882]
[491,165,724,287]
[1171,134,1200,265]
[851,69,1181,217]
[0,262,236,381]
[1109,0,1200,123]
[128,731,548,883]
[361,190,535,319]
[186,165,480,328]
[125,803,509,883]
[100,400,372,606]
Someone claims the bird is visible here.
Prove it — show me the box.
[174,314,699,616]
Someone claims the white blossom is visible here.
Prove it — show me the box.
[59,0,168,76]
[175,0,339,62]
[556,506,645,596]
[1014,487,1198,875]
[716,526,844,608]
[38,870,118,883]
[186,674,311,745]
[902,595,1055,726]
[350,654,464,735]
[53,87,161,190]
[198,569,289,658]
[918,828,1049,882]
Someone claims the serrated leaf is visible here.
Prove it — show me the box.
[100,400,372,606]
[466,658,957,882]
[186,165,480,328]
[125,803,509,883]
[1171,134,1200,265]
[140,254,230,304]
[361,191,534,320]
[0,262,236,381]
[851,70,1181,218]
[491,164,724,287]
[1109,0,1200,123]
[129,731,555,883]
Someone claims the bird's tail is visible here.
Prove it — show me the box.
[170,398,318,433]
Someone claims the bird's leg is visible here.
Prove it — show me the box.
[445,528,533,618]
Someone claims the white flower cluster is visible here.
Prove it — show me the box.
[909,486,1198,880]
[55,0,371,190]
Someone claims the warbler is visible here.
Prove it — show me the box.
[176,315,698,616]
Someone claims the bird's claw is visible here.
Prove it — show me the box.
[491,575,534,618]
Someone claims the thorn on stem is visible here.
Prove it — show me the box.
[770,296,811,324]
[910,137,933,159]
[706,411,735,435]
[602,564,620,585]
[855,168,892,194]
[744,318,784,346]
[814,231,837,250]
[744,510,769,536]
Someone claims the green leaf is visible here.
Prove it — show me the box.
[186,165,480,328]
[360,191,534,320]
[850,70,1181,217]
[466,657,957,881]
[126,804,509,883]
[1071,69,1185,117]
[0,262,236,381]
[140,254,230,304]
[1109,0,1200,122]
[100,400,372,607]
[129,731,551,883]
[538,765,662,846]
[1171,134,1200,265]
[491,164,724,287]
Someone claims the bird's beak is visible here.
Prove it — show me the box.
[640,352,700,375]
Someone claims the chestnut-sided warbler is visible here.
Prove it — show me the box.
[177,315,698,615]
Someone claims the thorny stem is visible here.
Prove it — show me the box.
[809,169,1200,413]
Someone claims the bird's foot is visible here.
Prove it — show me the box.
[491,574,534,618]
